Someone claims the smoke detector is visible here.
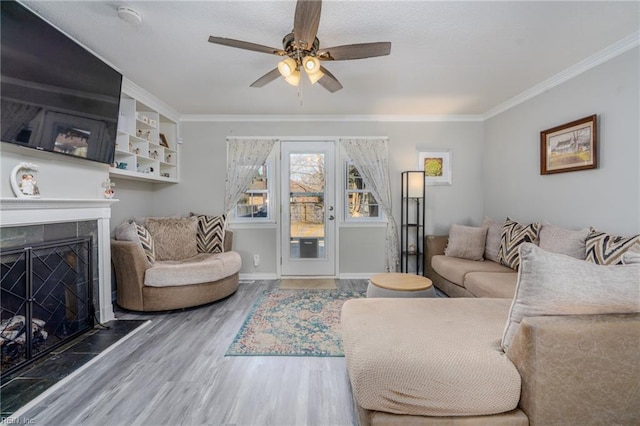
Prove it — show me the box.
[117,7,142,26]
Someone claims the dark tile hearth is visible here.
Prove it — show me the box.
[1,319,146,420]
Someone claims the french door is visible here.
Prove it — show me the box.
[280,141,336,276]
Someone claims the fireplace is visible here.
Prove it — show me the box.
[1,237,94,377]
[0,198,117,365]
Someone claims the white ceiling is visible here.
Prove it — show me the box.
[23,1,640,117]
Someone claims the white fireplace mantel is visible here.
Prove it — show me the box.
[1,197,118,322]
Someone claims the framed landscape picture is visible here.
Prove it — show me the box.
[540,115,597,175]
[418,150,452,185]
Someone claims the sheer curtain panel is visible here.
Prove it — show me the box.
[340,138,400,272]
[224,138,277,216]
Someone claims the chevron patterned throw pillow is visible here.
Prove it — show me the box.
[585,230,640,265]
[191,213,226,254]
[134,223,156,265]
[497,218,541,270]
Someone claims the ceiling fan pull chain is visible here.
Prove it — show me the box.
[298,84,303,107]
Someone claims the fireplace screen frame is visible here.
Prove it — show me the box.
[1,236,94,379]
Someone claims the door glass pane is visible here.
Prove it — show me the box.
[289,153,325,259]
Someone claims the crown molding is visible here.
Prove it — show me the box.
[179,114,484,123]
[483,31,640,120]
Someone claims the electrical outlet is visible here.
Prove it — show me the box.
[253,254,260,267]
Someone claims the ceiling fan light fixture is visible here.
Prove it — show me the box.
[307,68,324,84]
[284,69,301,86]
[302,56,320,73]
[277,57,298,78]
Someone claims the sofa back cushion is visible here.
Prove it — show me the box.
[502,243,640,352]
[482,217,503,263]
[444,224,488,261]
[539,222,589,259]
[145,217,198,261]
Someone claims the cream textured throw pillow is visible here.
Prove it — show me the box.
[501,243,640,352]
[622,251,640,264]
[444,224,488,261]
[539,222,589,259]
[145,217,198,261]
[482,217,504,263]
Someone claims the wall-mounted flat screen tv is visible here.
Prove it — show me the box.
[1,1,122,165]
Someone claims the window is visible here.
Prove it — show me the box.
[234,161,273,221]
[345,161,383,221]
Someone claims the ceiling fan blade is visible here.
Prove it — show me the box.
[208,36,286,56]
[318,66,342,93]
[294,0,322,49]
[250,68,281,88]
[318,42,391,61]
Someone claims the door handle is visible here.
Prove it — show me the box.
[328,215,335,221]
[328,206,334,211]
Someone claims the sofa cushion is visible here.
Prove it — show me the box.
[465,272,518,298]
[497,218,541,270]
[145,217,198,261]
[342,298,521,417]
[444,224,488,261]
[144,251,242,287]
[539,222,589,259]
[502,243,640,351]
[585,230,640,265]
[190,213,226,254]
[431,255,513,287]
[482,217,504,263]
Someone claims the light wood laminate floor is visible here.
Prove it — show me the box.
[18,280,367,426]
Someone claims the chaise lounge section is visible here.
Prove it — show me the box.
[342,243,640,425]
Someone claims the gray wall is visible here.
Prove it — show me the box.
[4,48,636,277]
[1,142,108,199]
[151,120,485,276]
[483,47,639,235]
[109,178,157,230]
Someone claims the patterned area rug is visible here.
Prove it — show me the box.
[226,289,365,357]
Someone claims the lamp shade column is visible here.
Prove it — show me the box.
[401,171,425,274]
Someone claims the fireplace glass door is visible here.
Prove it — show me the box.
[1,237,94,378]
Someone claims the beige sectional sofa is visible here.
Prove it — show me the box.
[426,234,517,298]
[111,215,241,311]
[425,218,599,298]
[342,242,640,425]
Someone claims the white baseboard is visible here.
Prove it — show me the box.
[337,273,375,280]
[239,273,278,281]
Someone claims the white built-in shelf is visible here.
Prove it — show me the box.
[110,93,179,183]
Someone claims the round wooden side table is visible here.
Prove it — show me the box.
[366,272,436,298]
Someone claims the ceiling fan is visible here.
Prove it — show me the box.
[207,0,391,93]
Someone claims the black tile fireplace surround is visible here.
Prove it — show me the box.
[1,230,96,379]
